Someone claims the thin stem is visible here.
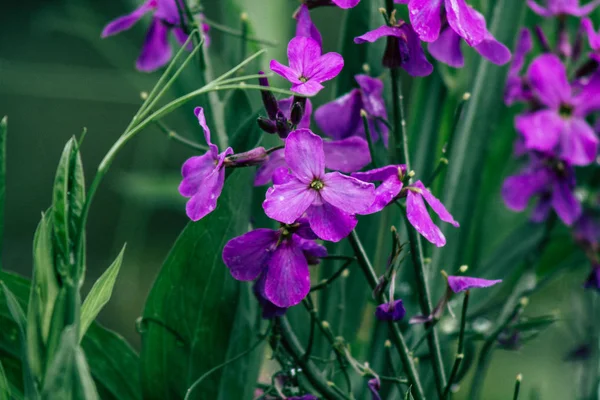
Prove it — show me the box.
[154,119,208,152]
[203,17,278,46]
[303,305,317,361]
[347,230,425,400]
[239,13,248,64]
[513,374,522,400]
[410,318,440,353]
[443,290,470,398]
[389,68,402,164]
[385,342,405,393]
[266,145,285,155]
[361,110,379,168]
[311,258,353,292]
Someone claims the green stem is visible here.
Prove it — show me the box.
[443,291,470,398]
[361,110,379,168]
[389,68,402,164]
[154,120,208,152]
[347,231,425,400]
[513,374,522,400]
[311,258,354,292]
[203,17,278,46]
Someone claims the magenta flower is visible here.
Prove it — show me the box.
[447,276,502,293]
[375,299,406,321]
[315,74,389,146]
[427,11,511,68]
[295,5,322,47]
[352,166,459,247]
[263,129,375,242]
[505,29,534,106]
[223,223,326,308]
[101,0,210,72]
[582,18,600,62]
[253,278,287,319]
[528,0,600,17]
[270,37,344,96]
[179,107,232,221]
[396,0,487,47]
[502,156,582,225]
[354,23,433,76]
[516,54,600,166]
[305,0,361,8]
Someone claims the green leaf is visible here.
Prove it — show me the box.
[334,1,372,96]
[0,281,38,398]
[0,116,6,267]
[229,109,264,154]
[430,0,527,281]
[140,169,254,400]
[405,386,414,400]
[0,271,141,400]
[41,326,98,400]
[0,359,10,400]
[224,89,253,141]
[27,209,60,386]
[79,245,126,338]
[52,137,86,282]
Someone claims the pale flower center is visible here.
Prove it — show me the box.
[310,179,324,190]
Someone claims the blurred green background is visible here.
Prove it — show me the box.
[0,0,597,399]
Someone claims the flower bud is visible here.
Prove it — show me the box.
[275,111,291,138]
[224,147,268,168]
[257,116,277,134]
[290,101,304,126]
[258,71,279,120]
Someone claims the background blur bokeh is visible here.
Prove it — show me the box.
[1,1,598,399]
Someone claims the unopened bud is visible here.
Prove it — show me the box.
[224,147,268,168]
[384,340,392,348]
[140,91,149,100]
[257,116,278,134]
[275,111,291,139]
[462,92,471,101]
[258,71,279,119]
[290,101,304,126]
[459,265,468,273]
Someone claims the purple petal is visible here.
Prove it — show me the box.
[527,54,571,109]
[408,0,443,42]
[531,197,552,223]
[429,27,464,68]
[285,129,325,183]
[515,110,563,154]
[582,18,600,51]
[352,165,405,182]
[406,189,446,247]
[444,0,486,46]
[399,23,434,76]
[263,178,318,224]
[295,5,323,47]
[101,0,156,37]
[368,378,382,400]
[179,151,218,197]
[278,97,313,129]
[356,76,388,138]
[255,149,287,186]
[574,213,600,246]
[573,72,600,116]
[323,137,372,173]
[294,218,319,240]
[352,169,403,215]
[332,0,361,8]
[501,168,551,212]
[505,29,533,105]
[527,0,552,16]
[321,172,376,214]
[154,0,183,23]
[290,80,325,96]
[474,32,512,65]
[263,237,311,307]
[194,106,216,151]
[306,202,357,242]
[136,18,172,72]
[375,299,406,321]
[559,118,599,166]
[270,60,302,84]
[185,167,225,221]
[412,181,459,227]
[273,167,294,185]
[511,29,533,74]
[447,276,502,293]
[551,179,582,225]
[571,0,600,16]
[306,52,344,83]
[295,236,328,263]
[409,314,434,324]
[288,36,322,77]
[173,28,193,50]
[222,229,279,281]
[354,25,403,44]
[314,90,363,140]
[253,276,288,319]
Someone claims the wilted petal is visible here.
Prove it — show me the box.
[306,202,357,242]
[429,27,464,68]
[447,276,502,293]
[444,0,486,46]
[409,0,444,42]
[255,149,287,186]
[285,129,325,182]
[375,299,406,321]
[315,90,363,140]
[559,118,599,166]
[368,378,382,400]
[263,238,311,307]
[551,180,582,225]
[295,5,323,47]
[194,106,217,152]
[263,178,318,224]
[321,172,376,214]
[323,137,371,173]
[501,169,551,211]
[185,167,225,221]
[412,181,459,227]
[527,54,571,108]
[406,189,446,247]
[400,23,434,76]
[101,0,156,37]
[515,110,563,154]
[136,18,172,72]
[179,152,218,197]
[222,229,279,281]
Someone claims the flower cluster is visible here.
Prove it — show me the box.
[502,0,600,289]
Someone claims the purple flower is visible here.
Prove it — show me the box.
[502,156,582,225]
[397,0,487,47]
[582,18,600,62]
[253,277,287,319]
[295,5,322,47]
[354,23,433,76]
[263,129,376,242]
[528,0,600,17]
[270,37,344,96]
[428,11,511,68]
[101,0,210,72]
[447,276,502,293]
[278,97,313,130]
[368,377,382,400]
[352,166,459,247]
[505,29,534,106]
[375,299,406,321]
[315,74,389,146]
[222,223,327,308]
[305,0,361,8]
[289,395,319,400]
[584,264,600,291]
[573,211,600,249]
[516,54,600,166]
[179,107,233,221]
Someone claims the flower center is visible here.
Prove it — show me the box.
[299,76,308,83]
[559,103,573,118]
[310,179,324,191]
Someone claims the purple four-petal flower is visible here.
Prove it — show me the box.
[375,299,407,321]
[263,129,376,242]
[505,29,534,106]
[447,275,502,293]
[528,0,600,17]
